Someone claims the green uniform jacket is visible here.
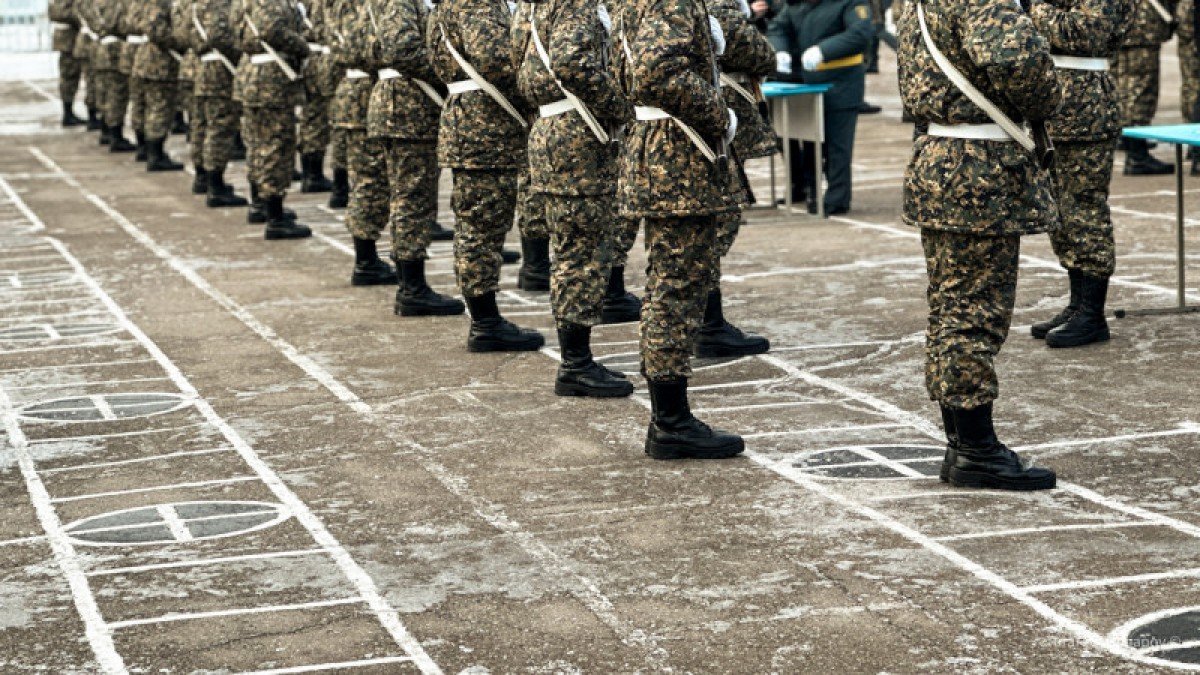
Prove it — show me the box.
[189,0,240,98]
[233,0,307,107]
[897,0,1061,236]
[50,0,81,52]
[1121,0,1176,46]
[767,0,873,111]
[367,0,441,141]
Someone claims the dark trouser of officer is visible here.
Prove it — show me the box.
[788,105,858,215]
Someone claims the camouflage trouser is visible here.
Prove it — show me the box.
[129,76,145,133]
[516,165,549,240]
[1112,46,1161,127]
[299,93,332,155]
[134,79,177,140]
[1050,141,1116,278]
[452,169,518,297]
[330,125,347,171]
[384,139,436,262]
[242,106,296,199]
[84,61,96,108]
[641,215,717,381]
[194,96,239,174]
[922,230,1020,410]
[177,80,193,123]
[58,53,81,103]
[1182,37,1199,120]
[611,216,640,268]
[547,195,617,328]
[98,69,129,129]
[346,129,388,242]
[709,210,742,290]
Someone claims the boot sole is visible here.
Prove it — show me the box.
[264,231,312,241]
[1046,329,1110,349]
[694,343,771,358]
[350,275,398,287]
[948,467,1056,491]
[395,304,465,317]
[301,185,333,193]
[207,200,249,208]
[517,279,550,292]
[147,166,184,172]
[645,438,745,461]
[467,336,545,353]
[554,381,634,398]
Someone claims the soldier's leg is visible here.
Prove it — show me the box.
[642,214,743,460]
[144,80,182,171]
[388,139,462,316]
[694,210,769,357]
[104,72,134,151]
[190,93,210,192]
[1120,46,1174,174]
[599,216,642,324]
[453,168,544,352]
[822,106,859,213]
[328,124,350,208]
[84,61,99,128]
[298,94,333,193]
[345,132,395,286]
[58,53,83,125]
[201,97,247,208]
[515,166,550,291]
[173,80,191,135]
[129,75,147,158]
[255,106,309,239]
[1180,27,1200,173]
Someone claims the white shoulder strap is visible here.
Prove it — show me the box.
[438,22,527,127]
[916,2,1033,153]
[531,15,609,143]
[1147,0,1174,23]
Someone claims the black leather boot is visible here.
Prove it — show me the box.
[645,378,744,460]
[134,130,147,162]
[501,248,520,264]
[263,196,311,240]
[555,324,634,398]
[86,107,102,131]
[948,404,1056,490]
[146,138,183,172]
[429,221,454,242]
[1124,138,1174,175]
[465,292,545,352]
[109,127,136,153]
[231,130,246,161]
[300,152,333,193]
[62,102,83,127]
[350,238,398,286]
[394,258,465,316]
[1031,269,1082,339]
[327,168,349,208]
[191,165,209,194]
[206,169,248,208]
[600,265,642,324]
[693,289,770,357]
[1190,146,1200,177]
[171,111,188,135]
[1046,274,1110,348]
[99,123,112,145]
[517,237,551,291]
[248,184,295,223]
[939,405,958,483]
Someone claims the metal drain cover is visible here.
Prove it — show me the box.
[1120,608,1200,666]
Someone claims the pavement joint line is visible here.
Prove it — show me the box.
[39,447,236,474]
[86,548,335,577]
[769,335,924,353]
[105,597,367,630]
[5,376,173,394]
[238,656,418,675]
[1025,567,1200,594]
[933,521,1158,543]
[48,476,260,503]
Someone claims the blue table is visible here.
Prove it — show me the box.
[1120,124,1200,317]
[762,82,833,216]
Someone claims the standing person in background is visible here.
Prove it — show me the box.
[768,0,873,215]
[189,0,250,208]
[864,0,896,74]
[1028,0,1131,349]
[1113,0,1177,174]
[1178,0,1200,174]
[123,0,147,161]
[72,0,103,131]
[322,3,350,209]
[297,0,336,195]
[131,0,185,172]
[94,0,136,151]
[49,0,85,126]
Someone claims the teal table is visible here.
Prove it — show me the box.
[1119,124,1200,317]
[762,82,833,216]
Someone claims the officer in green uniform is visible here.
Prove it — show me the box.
[768,0,872,215]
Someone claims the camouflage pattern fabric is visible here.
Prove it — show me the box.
[98,69,130,127]
[516,169,550,240]
[188,0,242,171]
[1049,142,1117,277]
[708,210,740,290]
[385,140,438,262]
[547,196,617,328]
[242,105,296,197]
[191,90,208,161]
[345,129,390,241]
[84,62,96,108]
[51,0,81,51]
[129,76,145,132]
[451,169,519,297]
[303,0,341,99]
[1111,46,1162,127]
[367,0,441,142]
[331,77,372,130]
[330,125,347,169]
[641,215,718,380]
[138,79,177,139]
[1181,0,1199,119]
[1121,0,1176,46]
[922,231,1020,410]
[299,93,332,153]
[712,0,780,160]
[897,0,1060,236]
[611,216,640,268]
[232,0,307,110]
[328,0,375,130]
[197,96,240,172]
[59,55,83,102]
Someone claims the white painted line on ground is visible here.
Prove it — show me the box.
[1014,424,1200,454]
[0,357,155,375]
[87,548,333,577]
[39,447,234,474]
[769,335,923,353]
[239,656,416,675]
[106,597,366,630]
[0,534,47,548]
[91,394,116,421]
[25,421,210,444]
[688,376,791,392]
[21,80,58,104]
[1026,567,1200,594]
[0,172,46,232]
[849,446,927,478]
[48,476,259,503]
[0,339,135,357]
[1112,204,1200,226]
[692,399,831,414]
[722,256,925,283]
[934,521,1156,543]
[743,423,907,439]
[156,504,195,542]
[5,376,172,393]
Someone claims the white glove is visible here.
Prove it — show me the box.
[736,0,752,18]
[801,45,823,71]
[296,0,307,21]
[724,108,738,146]
[775,51,792,74]
[423,0,434,9]
[507,1,518,14]
[708,15,726,56]
[597,3,612,34]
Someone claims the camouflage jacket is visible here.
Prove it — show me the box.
[1121,0,1176,46]
[1030,0,1132,141]
[171,0,197,81]
[90,0,125,71]
[516,0,631,196]
[1180,0,1197,50]
[233,0,307,107]
[50,0,80,52]
[132,0,181,82]
[329,0,375,129]
[72,0,96,60]
[427,0,528,169]
[368,0,442,141]
[897,0,1060,235]
[118,0,138,74]
[712,0,779,160]
[614,0,739,218]
[189,0,240,97]
[302,0,340,98]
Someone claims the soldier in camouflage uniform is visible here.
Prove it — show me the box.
[123,0,148,160]
[188,0,250,207]
[93,0,136,151]
[615,0,744,459]
[131,0,186,171]
[371,0,464,315]
[233,0,312,239]
[50,0,85,126]
[72,0,103,130]
[1028,0,1131,349]
[599,216,643,324]
[1113,0,1176,173]
[515,0,634,397]
[427,0,545,352]
[897,0,1057,490]
[297,0,335,194]
[1178,0,1200,173]
[509,4,552,292]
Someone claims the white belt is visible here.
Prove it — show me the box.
[723,72,751,84]
[308,42,328,54]
[926,122,1014,141]
[250,53,276,65]
[127,34,148,45]
[346,68,369,79]
[539,99,574,118]
[52,21,71,30]
[635,106,671,121]
[378,68,400,79]
[446,80,481,95]
[100,35,120,45]
[200,51,224,62]
[1051,55,1109,71]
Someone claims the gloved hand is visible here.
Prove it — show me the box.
[801,45,823,71]
[724,108,738,146]
[775,51,792,74]
[597,3,612,33]
[708,15,726,56]
[736,0,752,18]
[506,1,517,14]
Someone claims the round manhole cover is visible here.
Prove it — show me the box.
[3,271,75,288]
[1114,608,1200,667]
[793,445,945,480]
[64,501,290,546]
[18,393,190,422]
[0,322,121,342]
